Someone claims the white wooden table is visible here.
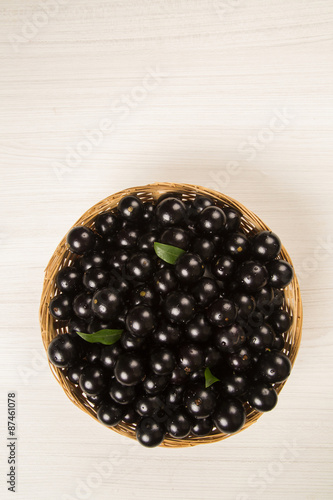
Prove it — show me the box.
[1,1,332,499]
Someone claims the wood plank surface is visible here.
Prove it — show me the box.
[0,1,332,499]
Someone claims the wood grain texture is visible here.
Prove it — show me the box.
[0,1,332,499]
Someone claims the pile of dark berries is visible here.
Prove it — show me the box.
[47,192,294,447]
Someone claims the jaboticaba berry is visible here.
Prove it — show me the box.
[47,190,295,447]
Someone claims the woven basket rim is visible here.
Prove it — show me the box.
[40,182,303,448]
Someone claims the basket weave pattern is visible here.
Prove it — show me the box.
[40,182,303,448]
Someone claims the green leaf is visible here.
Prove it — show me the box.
[154,242,186,265]
[77,329,123,345]
[204,367,220,388]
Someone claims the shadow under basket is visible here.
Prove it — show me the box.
[40,182,303,448]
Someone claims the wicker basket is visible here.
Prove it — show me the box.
[40,182,303,448]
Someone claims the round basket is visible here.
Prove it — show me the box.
[40,182,303,448]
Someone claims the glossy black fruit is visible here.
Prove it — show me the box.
[97,401,125,427]
[120,331,146,351]
[136,418,165,447]
[191,238,215,262]
[83,267,109,292]
[137,232,157,253]
[213,398,246,434]
[257,351,291,383]
[79,365,106,395]
[268,310,292,334]
[80,252,106,271]
[68,317,88,335]
[248,382,278,412]
[184,385,216,419]
[236,261,268,292]
[191,418,213,437]
[92,287,121,320]
[85,344,102,364]
[192,278,220,307]
[110,380,136,405]
[108,250,130,271]
[190,196,214,218]
[86,391,108,407]
[272,288,285,308]
[233,293,256,317]
[114,353,145,386]
[48,333,80,368]
[94,211,119,237]
[118,195,144,222]
[67,226,96,255]
[206,298,237,327]
[150,348,176,376]
[56,267,82,295]
[170,367,190,385]
[266,260,294,288]
[73,292,93,320]
[122,407,140,424]
[135,396,161,417]
[252,231,281,262]
[166,411,192,439]
[174,253,204,285]
[178,343,204,373]
[160,227,191,250]
[248,324,275,352]
[142,202,155,224]
[227,346,253,372]
[220,373,248,398]
[214,323,246,353]
[49,294,73,320]
[255,286,274,309]
[164,385,185,408]
[247,310,265,329]
[107,275,130,300]
[156,197,187,227]
[126,305,155,337]
[100,344,122,370]
[164,291,196,324]
[85,316,112,333]
[126,252,154,282]
[272,334,285,351]
[196,206,226,235]
[185,313,212,343]
[204,345,223,368]
[116,227,139,249]
[225,232,250,261]
[129,284,160,307]
[223,207,241,233]
[189,368,205,384]
[152,321,181,346]
[143,373,170,395]
[153,268,178,296]
[211,255,235,281]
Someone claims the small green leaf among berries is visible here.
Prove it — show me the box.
[154,242,186,265]
[204,367,220,388]
[77,329,123,345]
